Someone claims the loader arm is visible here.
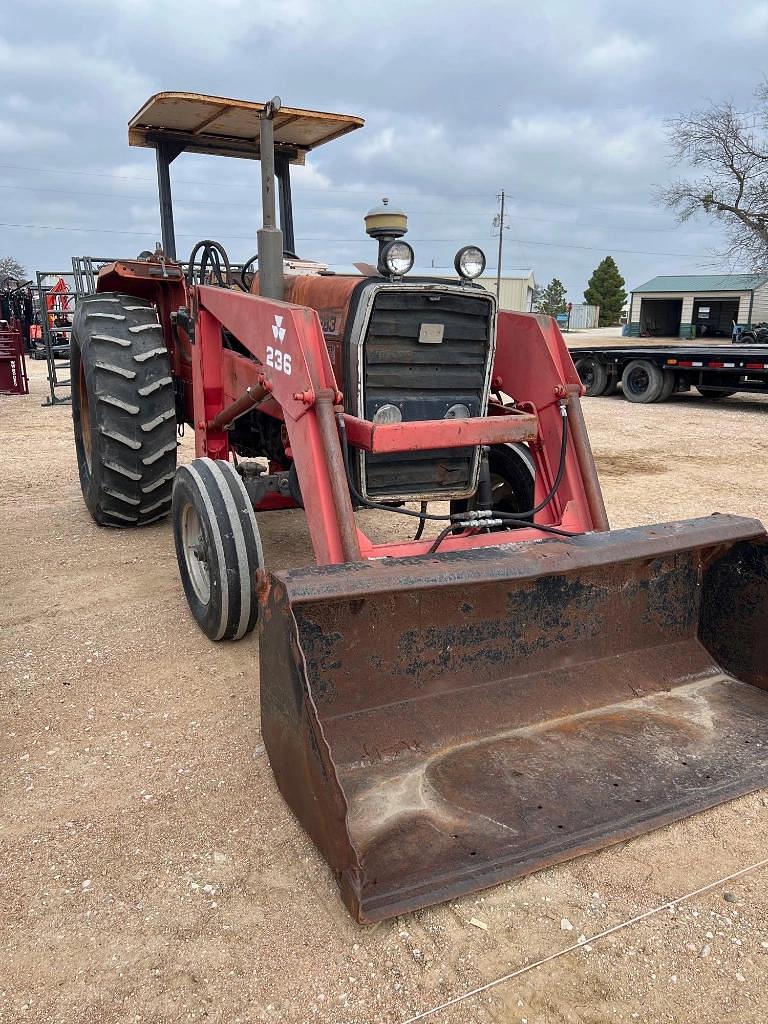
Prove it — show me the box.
[194,287,602,565]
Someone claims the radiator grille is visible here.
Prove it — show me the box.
[361,288,493,500]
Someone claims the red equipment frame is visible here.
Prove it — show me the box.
[46,276,73,323]
[0,320,29,396]
[186,285,606,566]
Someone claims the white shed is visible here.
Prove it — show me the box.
[628,273,768,340]
[478,272,536,312]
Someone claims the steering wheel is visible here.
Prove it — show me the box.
[240,248,302,291]
[186,240,232,288]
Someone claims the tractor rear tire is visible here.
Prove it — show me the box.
[172,458,264,641]
[621,359,668,403]
[71,293,176,527]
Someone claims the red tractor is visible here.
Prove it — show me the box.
[71,92,768,923]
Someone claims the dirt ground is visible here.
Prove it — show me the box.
[2,359,768,1024]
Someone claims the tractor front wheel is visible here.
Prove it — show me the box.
[71,293,177,526]
[450,443,536,524]
[172,459,264,641]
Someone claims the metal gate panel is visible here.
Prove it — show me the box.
[0,323,29,395]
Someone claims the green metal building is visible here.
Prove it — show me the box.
[627,273,768,339]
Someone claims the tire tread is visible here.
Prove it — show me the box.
[71,293,177,527]
[172,458,262,641]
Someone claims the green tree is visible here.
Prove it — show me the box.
[584,257,626,326]
[535,278,568,317]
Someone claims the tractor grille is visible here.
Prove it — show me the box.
[360,288,494,500]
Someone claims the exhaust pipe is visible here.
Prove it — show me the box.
[258,96,284,301]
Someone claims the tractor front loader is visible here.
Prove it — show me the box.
[70,92,768,923]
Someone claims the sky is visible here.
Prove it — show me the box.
[0,0,766,300]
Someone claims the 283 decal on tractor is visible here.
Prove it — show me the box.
[70,91,768,923]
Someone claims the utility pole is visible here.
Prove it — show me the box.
[492,190,508,303]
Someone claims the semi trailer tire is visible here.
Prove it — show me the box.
[621,359,670,403]
[574,356,609,397]
[696,386,737,399]
[71,293,177,527]
[172,458,264,641]
[659,369,676,401]
[451,443,535,522]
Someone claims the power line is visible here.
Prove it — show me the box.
[0,161,487,200]
[0,219,710,258]
[0,180,699,234]
[0,181,368,213]
[507,236,706,258]
[0,160,675,219]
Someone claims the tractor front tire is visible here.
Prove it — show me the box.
[172,459,264,641]
[71,293,177,527]
[451,443,536,523]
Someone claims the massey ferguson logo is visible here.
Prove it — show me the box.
[267,314,292,376]
[272,315,286,343]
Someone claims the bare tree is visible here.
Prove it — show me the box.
[657,84,768,269]
[0,255,26,284]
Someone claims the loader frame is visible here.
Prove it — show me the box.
[192,284,606,563]
[90,259,607,565]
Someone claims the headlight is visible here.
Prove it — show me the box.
[379,240,414,277]
[373,403,402,424]
[445,403,470,419]
[454,245,486,280]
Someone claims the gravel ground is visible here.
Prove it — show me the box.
[2,359,768,1024]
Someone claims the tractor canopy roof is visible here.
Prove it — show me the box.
[128,91,364,164]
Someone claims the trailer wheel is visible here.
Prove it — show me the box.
[621,359,669,403]
[451,443,535,523]
[172,458,264,641]
[71,293,177,527]
[659,370,676,401]
[696,386,737,399]
[574,356,609,397]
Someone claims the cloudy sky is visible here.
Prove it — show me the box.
[1,0,766,298]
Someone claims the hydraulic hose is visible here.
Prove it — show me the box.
[413,503,428,541]
[336,402,571,529]
[503,402,569,519]
[428,518,575,555]
[186,240,232,287]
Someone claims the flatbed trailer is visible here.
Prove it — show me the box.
[571,344,768,403]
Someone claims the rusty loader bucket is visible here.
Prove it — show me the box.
[259,515,768,922]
